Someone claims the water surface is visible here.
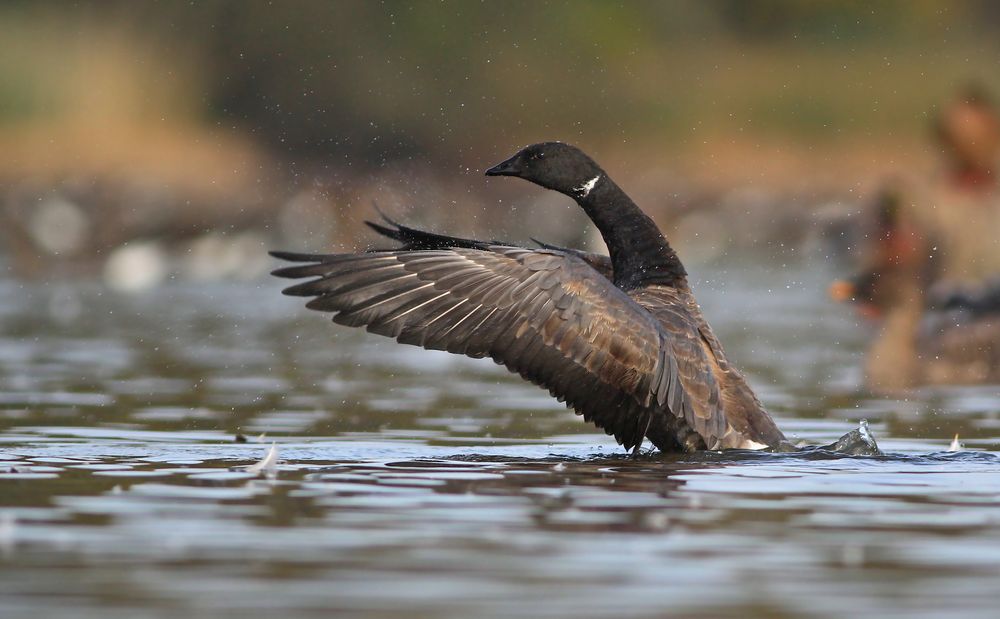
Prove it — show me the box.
[2,262,1000,618]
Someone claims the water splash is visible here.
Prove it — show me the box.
[818,418,882,456]
[246,443,280,479]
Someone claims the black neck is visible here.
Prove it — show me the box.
[575,176,687,290]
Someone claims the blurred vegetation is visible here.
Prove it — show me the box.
[3,0,1000,165]
[1,1,1000,273]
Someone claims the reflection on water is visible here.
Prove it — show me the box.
[2,262,1000,619]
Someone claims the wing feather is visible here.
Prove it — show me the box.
[273,247,724,451]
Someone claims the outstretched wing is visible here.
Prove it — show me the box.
[273,246,687,450]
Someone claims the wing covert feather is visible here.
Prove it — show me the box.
[274,247,721,450]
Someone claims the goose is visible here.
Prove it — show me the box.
[272,142,790,453]
[834,257,1000,391]
[830,194,1000,391]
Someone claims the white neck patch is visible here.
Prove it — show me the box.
[572,175,601,198]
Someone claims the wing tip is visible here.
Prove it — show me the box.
[364,220,402,241]
[281,280,324,297]
[270,250,325,262]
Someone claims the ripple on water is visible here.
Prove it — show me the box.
[1,272,1000,619]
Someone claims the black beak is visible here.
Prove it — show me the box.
[485,153,522,177]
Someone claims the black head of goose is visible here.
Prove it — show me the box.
[272,142,788,454]
[486,142,686,291]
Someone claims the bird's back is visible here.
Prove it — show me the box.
[631,284,785,450]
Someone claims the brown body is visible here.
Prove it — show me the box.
[273,143,786,452]
[632,285,781,450]
[861,271,1000,392]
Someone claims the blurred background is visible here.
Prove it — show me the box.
[3,0,1000,287]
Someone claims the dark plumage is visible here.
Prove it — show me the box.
[272,142,787,453]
